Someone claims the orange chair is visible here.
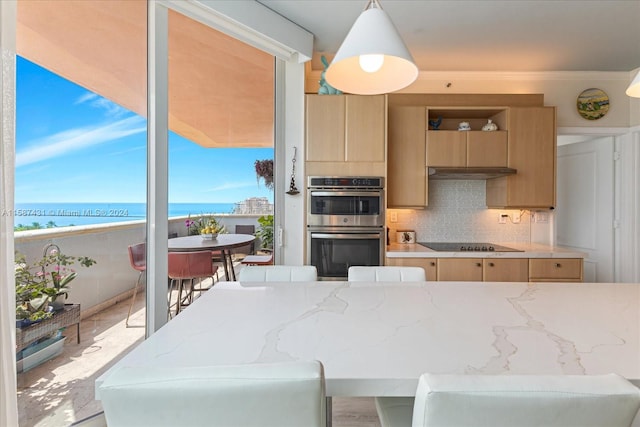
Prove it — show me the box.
[168,251,218,316]
[126,243,147,328]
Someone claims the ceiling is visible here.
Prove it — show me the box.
[259,0,640,73]
[16,0,274,149]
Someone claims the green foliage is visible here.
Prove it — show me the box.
[256,215,274,250]
[15,221,61,231]
[15,244,96,321]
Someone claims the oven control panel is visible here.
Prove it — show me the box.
[308,176,384,189]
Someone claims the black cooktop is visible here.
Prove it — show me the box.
[418,242,523,252]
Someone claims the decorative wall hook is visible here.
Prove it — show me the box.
[286,147,300,195]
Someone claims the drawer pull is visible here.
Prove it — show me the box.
[476,263,482,267]
[555,263,561,268]
[488,262,495,267]
[430,262,436,267]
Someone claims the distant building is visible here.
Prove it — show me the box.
[233,197,273,215]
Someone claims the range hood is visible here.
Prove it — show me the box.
[428,167,517,180]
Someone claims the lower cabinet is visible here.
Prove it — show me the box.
[437,258,483,281]
[436,258,528,282]
[385,257,437,281]
[483,258,529,282]
[529,258,583,282]
[386,257,583,282]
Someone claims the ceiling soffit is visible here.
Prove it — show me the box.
[16,0,273,149]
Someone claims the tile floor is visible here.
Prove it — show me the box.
[17,262,381,427]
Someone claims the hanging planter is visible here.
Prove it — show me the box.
[254,159,274,190]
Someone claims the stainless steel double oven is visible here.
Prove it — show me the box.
[307,177,385,280]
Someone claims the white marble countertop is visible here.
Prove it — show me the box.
[386,242,586,258]
[96,281,640,399]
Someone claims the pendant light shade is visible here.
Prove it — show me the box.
[325,0,418,95]
[626,70,640,98]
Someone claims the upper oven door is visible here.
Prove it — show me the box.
[307,189,384,227]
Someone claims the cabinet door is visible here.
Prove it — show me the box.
[437,258,483,281]
[483,258,528,282]
[426,131,466,167]
[388,106,428,207]
[305,95,345,162]
[467,131,508,167]
[529,258,583,282]
[345,95,386,162]
[386,257,437,281]
[506,107,556,208]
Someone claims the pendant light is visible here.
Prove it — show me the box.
[325,0,418,95]
[626,70,640,98]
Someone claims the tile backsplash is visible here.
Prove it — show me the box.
[387,180,530,243]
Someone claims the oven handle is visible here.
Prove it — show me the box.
[309,191,383,198]
[311,233,382,239]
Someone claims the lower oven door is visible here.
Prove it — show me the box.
[307,227,384,281]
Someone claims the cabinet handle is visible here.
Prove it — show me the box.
[430,262,436,267]
[488,262,495,267]
[476,263,482,267]
[555,263,561,268]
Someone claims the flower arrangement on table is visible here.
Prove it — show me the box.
[15,243,96,324]
[185,213,226,239]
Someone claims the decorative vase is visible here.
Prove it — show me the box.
[482,119,498,131]
[458,121,471,131]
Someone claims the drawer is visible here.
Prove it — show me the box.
[385,258,437,281]
[528,258,583,282]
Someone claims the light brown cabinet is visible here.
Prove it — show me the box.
[387,106,428,208]
[437,258,483,281]
[483,258,529,282]
[385,257,437,281]
[427,131,508,168]
[426,108,509,168]
[305,94,386,176]
[386,257,530,282]
[529,258,583,282]
[487,106,556,209]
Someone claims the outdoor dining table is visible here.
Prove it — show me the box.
[96,280,640,423]
[168,234,256,281]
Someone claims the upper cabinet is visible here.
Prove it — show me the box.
[426,108,508,168]
[486,107,556,208]
[388,106,428,208]
[305,94,386,177]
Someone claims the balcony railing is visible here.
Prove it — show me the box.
[15,214,264,319]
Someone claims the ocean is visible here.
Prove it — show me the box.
[12,202,236,228]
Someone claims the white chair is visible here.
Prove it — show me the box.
[99,361,326,427]
[375,373,640,427]
[239,265,318,282]
[348,266,426,282]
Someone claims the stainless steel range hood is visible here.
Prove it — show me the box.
[428,167,517,180]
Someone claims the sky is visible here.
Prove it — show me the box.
[15,56,274,204]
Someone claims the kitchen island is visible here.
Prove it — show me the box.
[96,280,640,400]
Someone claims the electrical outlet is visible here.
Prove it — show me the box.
[534,211,549,223]
[390,212,398,223]
[512,212,521,224]
[498,214,508,224]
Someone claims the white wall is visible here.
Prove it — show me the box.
[387,181,530,244]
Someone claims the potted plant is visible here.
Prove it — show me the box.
[254,159,274,190]
[185,214,226,238]
[255,215,274,252]
[15,243,96,326]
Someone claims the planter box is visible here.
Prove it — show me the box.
[16,304,80,352]
[16,336,66,373]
